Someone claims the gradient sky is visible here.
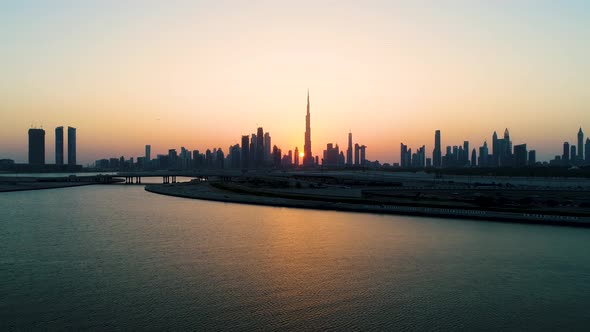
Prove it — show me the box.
[1,0,589,165]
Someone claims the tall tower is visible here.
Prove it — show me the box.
[256,127,264,167]
[55,126,64,165]
[433,130,441,168]
[28,128,45,165]
[578,127,584,161]
[67,126,76,167]
[346,131,353,166]
[303,89,313,166]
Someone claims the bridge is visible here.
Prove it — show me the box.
[114,169,246,184]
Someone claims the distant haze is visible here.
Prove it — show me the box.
[1,1,589,164]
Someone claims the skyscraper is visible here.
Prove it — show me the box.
[578,127,584,161]
[256,127,264,167]
[55,126,63,165]
[492,131,498,166]
[586,138,590,163]
[514,144,527,167]
[68,127,76,166]
[28,128,45,165]
[563,142,570,163]
[241,135,250,169]
[145,145,151,161]
[303,89,313,166]
[354,143,360,166]
[433,130,441,168]
[360,145,366,166]
[346,131,353,166]
[294,147,299,166]
[264,132,271,162]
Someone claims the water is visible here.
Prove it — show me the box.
[1,185,590,330]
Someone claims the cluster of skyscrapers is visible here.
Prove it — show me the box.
[401,127,588,169]
[26,126,77,168]
[96,90,368,171]
[90,89,588,171]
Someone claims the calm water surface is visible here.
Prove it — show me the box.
[1,184,590,330]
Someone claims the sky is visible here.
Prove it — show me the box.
[1,0,589,165]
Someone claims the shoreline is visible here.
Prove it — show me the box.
[145,183,590,228]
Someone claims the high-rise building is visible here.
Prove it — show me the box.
[478,141,489,167]
[346,131,353,166]
[563,142,570,163]
[578,127,584,161]
[303,89,313,166]
[354,143,360,166]
[28,128,45,165]
[586,138,590,163]
[250,134,257,166]
[471,149,477,167]
[256,127,264,167]
[514,144,527,167]
[360,145,366,166]
[571,145,576,162]
[492,131,499,166]
[241,135,250,169]
[323,143,340,167]
[433,130,441,168]
[264,132,271,162]
[400,143,410,168]
[294,147,299,166]
[55,126,63,165]
[145,145,151,161]
[67,126,76,166]
[528,150,536,165]
[463,141,469,165]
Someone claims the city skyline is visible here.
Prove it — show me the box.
[1,1,590,164]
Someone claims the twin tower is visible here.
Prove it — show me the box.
[28,126,76,166]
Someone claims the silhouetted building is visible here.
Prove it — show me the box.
[478,141,489,167]
[250,134,257,166]
[360,145,367,166]
[354,143,360,166]
[528,150,536,165]
[586,138,590,164]
[578,127,584,162]
[28,128,45,165]
[55,126,63,165]
[346,131,353,166]
[294,147,299,166]
[471,148,477,167]
[264,132,271,162]
[433,130,441,168]
[514,144,527,167]
[256,127,264,167]
[145,145,151,162]
[571,145,576,162]
[462,141,469,166]
[241,135,250,169]
[67,127,76,167]
[303,89,313,167]
[492,131,499,166]
[411,145,425,168]
[323,143,340,167]
[563,142,570,163]
[272,145,282,168]
[168,149,178,169]
[400,143,409,168]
